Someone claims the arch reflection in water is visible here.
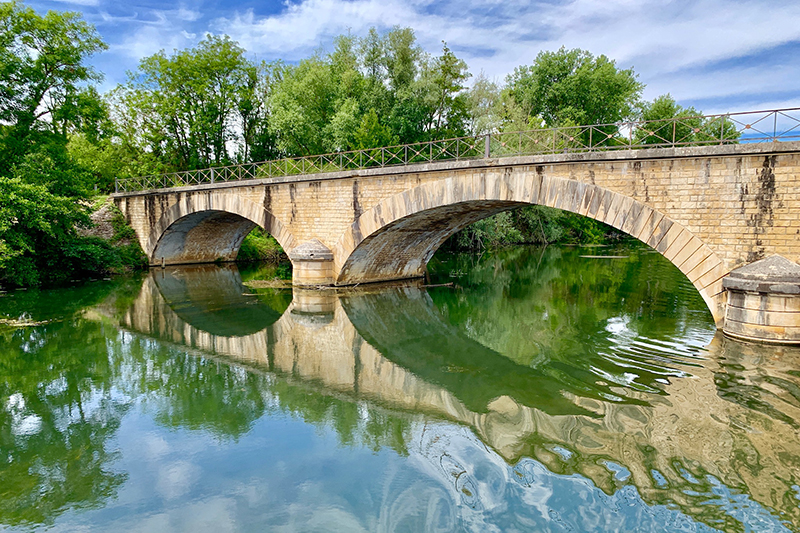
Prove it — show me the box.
[115,262,800,532]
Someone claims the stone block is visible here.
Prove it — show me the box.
[670,237,704,269]
[656,224,685,255]
[646,217,674,250]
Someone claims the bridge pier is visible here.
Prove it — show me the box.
[722,256,800,344]
[287,239,335,286]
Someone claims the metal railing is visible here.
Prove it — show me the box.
[115,107,800,193]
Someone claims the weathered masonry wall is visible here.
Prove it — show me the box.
[113,142,800,327]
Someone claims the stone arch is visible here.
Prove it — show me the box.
[332,171,728,324]
[146,191,297,266]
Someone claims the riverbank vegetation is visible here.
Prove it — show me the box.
[0,0,737,288]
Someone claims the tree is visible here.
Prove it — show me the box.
[635,94,739,146]
[383,27,420,94]
[0,1,107,178]
[466,72,502,135]
[0,177,89,286]
[119,35,258,170]
[269,36,370,156]
[354,109,399,149]
[268,56,348,155]
[506,47,643,132]
[418,42,471,136]
[238,61,280,162]
[268,28,468,153]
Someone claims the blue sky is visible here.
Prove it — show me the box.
[27,0,800,114]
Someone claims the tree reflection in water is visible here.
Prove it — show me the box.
[0,245,798,532]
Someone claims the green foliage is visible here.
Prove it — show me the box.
[237,227,286,263]
[108,204,135,242]
[466,72,502,135]
[67,133,164,193]
[268,57,345,155]
[447,206,616,251]
[506,47,642,147]
[354,109,400,149]
[512,206,567,244]
[0,177,89,286]
[0,179,146,288]
[417,42,471,137]
[268,29,471,156]
[450,211,522,250]
[12,141,95,197]
[0,0,107,177]
[118,34,264,170]
[635,94,739,145]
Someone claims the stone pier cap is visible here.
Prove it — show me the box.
[287,239,334,262]
[722,255,800,344]
[722,255,800,295]
[287,239,335,286]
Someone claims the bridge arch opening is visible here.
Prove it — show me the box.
[144,192,297,267]
[333,174,728,324]
[153,210,257,265]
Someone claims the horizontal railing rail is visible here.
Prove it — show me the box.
[115,107,800,193]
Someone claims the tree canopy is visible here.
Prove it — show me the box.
[0,0,106,177]
[506,47,643,129]
[117,35,266,170]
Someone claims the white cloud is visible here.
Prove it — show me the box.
[211,0,800,109]
[49,0,101,6]
[109,7,203,59]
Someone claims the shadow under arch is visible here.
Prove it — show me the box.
[332,172,728,324]
[145,191,297,265]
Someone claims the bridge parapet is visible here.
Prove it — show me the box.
[115,108,800,194]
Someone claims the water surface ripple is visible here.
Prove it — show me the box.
[1,242,799,532]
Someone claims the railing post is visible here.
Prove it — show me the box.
[210,168,215,184]
[484,135,491,158]
[774,112,778,142]
[114,178,118,194]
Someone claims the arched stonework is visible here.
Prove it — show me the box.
[332,172,728,324]
[146,191,297,265]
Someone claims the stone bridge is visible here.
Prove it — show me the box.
[113,143,800,342]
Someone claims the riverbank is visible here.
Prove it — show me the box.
[0,194,149,291]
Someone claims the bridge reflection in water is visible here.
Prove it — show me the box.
[117,264,800,531]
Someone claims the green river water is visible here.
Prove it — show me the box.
[1,241,799,532]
